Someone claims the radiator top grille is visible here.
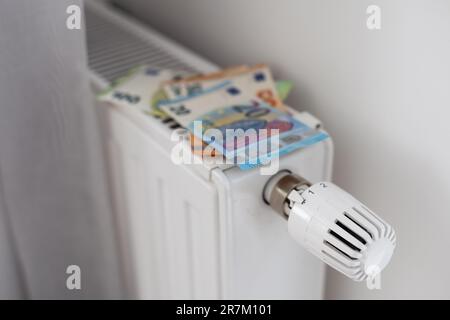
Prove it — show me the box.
[85,6,197,84]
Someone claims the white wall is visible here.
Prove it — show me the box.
[0,0,121,298]
[115,0,450,299]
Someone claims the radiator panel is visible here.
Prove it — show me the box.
[105,108,221,299]
[218,143,331,299]
[87,0,331,299]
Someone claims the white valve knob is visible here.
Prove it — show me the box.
[264,171,396,281]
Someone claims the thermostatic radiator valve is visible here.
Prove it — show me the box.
[263,171,396,281]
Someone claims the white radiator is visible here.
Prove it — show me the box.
[86,1,395,299]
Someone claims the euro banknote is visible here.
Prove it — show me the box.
[98,65,191,118]
[187,100,328,165]
[163,64,285,110]
[97,64,326,167]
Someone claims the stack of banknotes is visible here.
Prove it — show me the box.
[98,64,328,169]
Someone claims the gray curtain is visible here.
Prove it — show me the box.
[0,0,121,299]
